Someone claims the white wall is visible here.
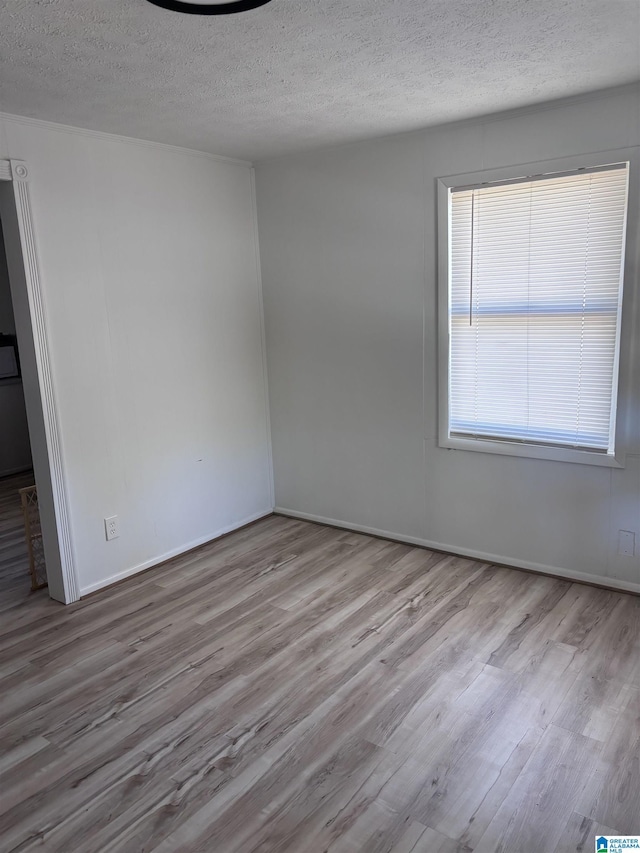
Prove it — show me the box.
[0,226,32,476]
[0,116,273,597]
[256,85,640,591]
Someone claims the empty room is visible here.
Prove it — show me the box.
[0,1,639,851]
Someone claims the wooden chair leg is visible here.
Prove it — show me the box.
[19,485,47,591]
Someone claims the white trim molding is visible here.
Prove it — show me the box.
[275,507,640,596]
[2,159,80,602]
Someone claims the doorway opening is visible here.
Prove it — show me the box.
[0,160,78,604]
[0,218,39,607]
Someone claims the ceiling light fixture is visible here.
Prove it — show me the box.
[145,0,273,13]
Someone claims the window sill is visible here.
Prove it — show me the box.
[439,435,625,468]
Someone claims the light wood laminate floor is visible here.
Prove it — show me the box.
[1,508,639,852]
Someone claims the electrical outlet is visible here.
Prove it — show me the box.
[617,530,636,558]
[104,515,119,541]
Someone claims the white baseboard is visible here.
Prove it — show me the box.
[79,508,274,597]
[275,506,640,596]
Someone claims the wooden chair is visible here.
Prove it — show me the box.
[19,485,47,591]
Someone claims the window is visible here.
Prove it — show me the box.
[438,159,630,466]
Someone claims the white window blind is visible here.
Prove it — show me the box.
[448,163,629,453]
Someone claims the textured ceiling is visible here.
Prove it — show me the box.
[0,0,639,160]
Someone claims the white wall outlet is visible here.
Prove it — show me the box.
[104,516,119,541]
[617,530,636,557]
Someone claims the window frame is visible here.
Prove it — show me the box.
[437,150,637,468]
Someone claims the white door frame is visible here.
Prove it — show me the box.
[0,159,79,603]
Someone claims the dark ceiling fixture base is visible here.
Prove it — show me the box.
[145,0,273,13]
